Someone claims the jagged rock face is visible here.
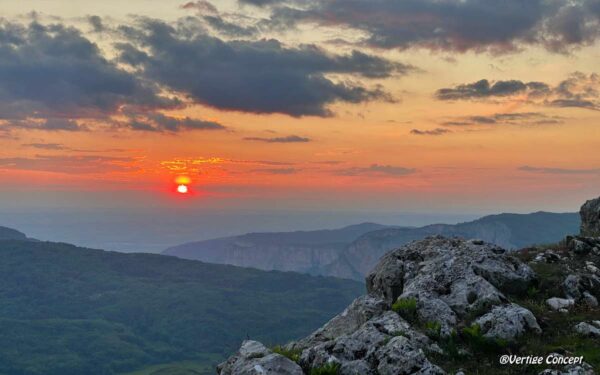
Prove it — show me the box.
[366,236,535,335]
[217,340,303,375]
[581,196,600,237]
[297,310,443,375]
[220,236,545,375]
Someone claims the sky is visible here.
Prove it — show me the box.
[0,0,600,249]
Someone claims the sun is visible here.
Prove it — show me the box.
[177,184,189,194]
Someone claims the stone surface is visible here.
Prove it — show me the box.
[574,321,600,338]
[289,294,387,350]
[217,340,303,375]
[297,311,440,374]
[375,336,445,375]
[580,196,600,237]
[538,353,596,375]
[546,297,575,311]
[562,273,600,306]
[366,236,535,335]
[474,303,541,341]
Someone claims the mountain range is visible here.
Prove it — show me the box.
[164,211,580,280]
[0,234,363,375]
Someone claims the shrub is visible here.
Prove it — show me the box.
[392,297,418,323]
[271,346,301,363]
[310,362,340,375]
[424,321,442,340]
[462,324,507,353]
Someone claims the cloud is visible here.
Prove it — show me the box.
[441,112,564,127]
[436,72,600,110]
[335,164,416,177]
[0,21,178,121]
[262,0,600,53]
[238,0,279,6]
[0,155,139,174]
[123,112,226,132]
[3,118,88,132]
[410,128,451,136]
[117,19,410,116]
[251,167,299,174]
[87,15,105,32]
[202,15,258,37]
[435,80,550,100]
[519,165,600,175]
[243,135,310,143]
[21,143,66,150]
[181,1,218,13]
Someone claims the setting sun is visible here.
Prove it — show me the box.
[177,184,189,194]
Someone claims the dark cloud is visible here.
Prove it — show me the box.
[262,0,600,53]
[441,112,564,126]
[3,118,88,132]
[435,80,549,100]
[436,72,600,110]
[117,19,409,116]
[335,164,416,177]
[123,112,226,132]
[87,15,105,32]
[410,128,451,136]
[181,1,219,13]
[243,135,310,143]
[0,21,178,122]
[202,15,258,37]
[519,165,600,175]
[0,154,138,174]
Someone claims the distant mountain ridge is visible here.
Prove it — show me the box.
[164,212,580,280]
[163,222,390,274]
[0,226,28,241]
[0,238,363,374]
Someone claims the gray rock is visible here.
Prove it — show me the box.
[546,297,575,311]
[474,303,541,341]
[564,275,583,300]
[366,236,534,333]
[289,294,387,350]
[580,196,600,237]
[562,274,600,305]
[218,340,303,375]
[539,353,595,375]
[298,311,439,374]
[375,336,445,375]
[574,321,600,338]
[582,292,599,307]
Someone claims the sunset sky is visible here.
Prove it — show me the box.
[1,0,600,220]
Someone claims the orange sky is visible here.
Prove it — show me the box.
[0,1,599,214]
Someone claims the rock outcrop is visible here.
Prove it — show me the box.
[581,196,600,237]
[218,236,547,375]
[366,237,535,337]
[217,340,303,375]
[473,303,541,341]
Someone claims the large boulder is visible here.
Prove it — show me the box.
[366,236,535,335]
[474,303,541,341]
[574,321,600,338]
[289,295,387,350]
[297,311,443,375]
[217,340,303,375]
[580,196,600,237]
